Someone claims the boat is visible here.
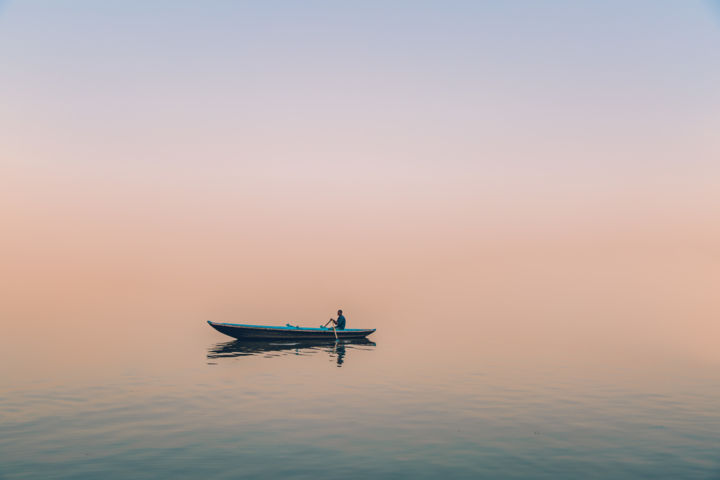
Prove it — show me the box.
[207,320,376,340]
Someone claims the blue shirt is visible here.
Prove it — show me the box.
[336,315,346,330]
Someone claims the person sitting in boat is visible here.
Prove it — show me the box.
[324,309,346,330]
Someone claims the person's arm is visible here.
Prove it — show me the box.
[323,318,336,327]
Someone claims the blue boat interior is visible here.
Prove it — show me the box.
[207,321,374,333]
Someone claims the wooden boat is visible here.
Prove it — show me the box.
[207,320,376,340]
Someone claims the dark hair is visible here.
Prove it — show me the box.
[337,309,343,314]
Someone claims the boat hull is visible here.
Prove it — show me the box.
[207,321,376,340]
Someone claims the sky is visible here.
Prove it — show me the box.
[1,1,719,362]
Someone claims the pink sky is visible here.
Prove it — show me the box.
[1,1,719,368]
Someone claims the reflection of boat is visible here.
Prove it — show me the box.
[207,320,376,340]
[207,338,376,366]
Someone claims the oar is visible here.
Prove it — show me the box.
[322,318,339,340]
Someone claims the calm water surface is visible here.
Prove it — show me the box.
[2,313,719,480]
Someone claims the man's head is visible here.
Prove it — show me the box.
[337,309,343,315]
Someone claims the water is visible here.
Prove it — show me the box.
[2,311,719,479]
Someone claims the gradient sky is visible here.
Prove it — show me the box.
[3,1,719,184]
[1,1,719,362]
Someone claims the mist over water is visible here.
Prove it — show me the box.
[3,137,720,480]
[2,212,719,478]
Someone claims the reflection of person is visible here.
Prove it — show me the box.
[324,309,346,330]
[334,342,346,367]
